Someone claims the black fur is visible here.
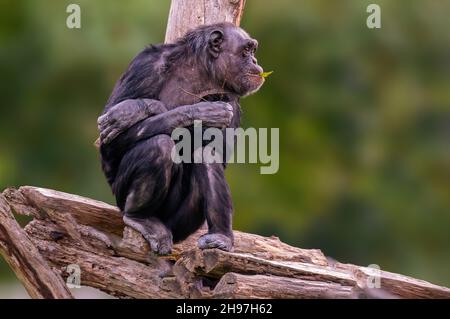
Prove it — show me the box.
[98,23,264,253]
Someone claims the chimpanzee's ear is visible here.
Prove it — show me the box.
[208,30,224,58]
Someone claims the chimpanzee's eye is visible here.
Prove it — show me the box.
[243,45,255,57]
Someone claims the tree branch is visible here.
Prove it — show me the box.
[0,193,73,299]
[1,186,449,299]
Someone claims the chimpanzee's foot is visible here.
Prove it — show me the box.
[142,232,172,256]
[198,233,233,251]
[123,215,173,255]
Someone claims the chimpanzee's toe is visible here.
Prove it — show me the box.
[144,234,172,255]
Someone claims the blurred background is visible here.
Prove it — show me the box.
[0,0,449,297]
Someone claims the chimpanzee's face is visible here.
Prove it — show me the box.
[209,25,265,97]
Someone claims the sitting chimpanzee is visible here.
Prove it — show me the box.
[98,23,265,254]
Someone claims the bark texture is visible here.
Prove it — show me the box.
[165,0,246,43]
[0,193,72,299]
[1,186,449,299]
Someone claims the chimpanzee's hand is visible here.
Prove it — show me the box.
[98,99,167,145]
[189,101,234,128]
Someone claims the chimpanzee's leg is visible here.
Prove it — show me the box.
[162,163,206,243]
[113,134,179,255]
[197,163,234,251]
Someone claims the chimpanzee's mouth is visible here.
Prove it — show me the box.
[245,72,264,78]
[247,73,265,86]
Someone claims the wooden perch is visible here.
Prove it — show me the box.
[1,186,449,299]
[165,0,246,43]
[0,193,72,299]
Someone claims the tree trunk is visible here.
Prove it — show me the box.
[165,0,246,43]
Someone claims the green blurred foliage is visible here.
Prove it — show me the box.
[0,0,449,290]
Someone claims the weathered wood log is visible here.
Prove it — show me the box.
[1,186,450,299]
[18,186,123,236]
[165,0,246,43]
[0,194,73,299]
[30,237,179,299]
[335,262,450,299]
[176,249,354,284]
[7,187,327,266]
[212,273,357,299]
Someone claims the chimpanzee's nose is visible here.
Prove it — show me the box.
[252,56,257,64]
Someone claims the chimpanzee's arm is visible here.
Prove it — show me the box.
[99,99,234,145]
[98,99,168,145]
[105,100,233,152]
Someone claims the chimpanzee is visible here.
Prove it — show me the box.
[98,22,265,254]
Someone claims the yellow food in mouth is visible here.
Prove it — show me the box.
[259,71,273,78]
